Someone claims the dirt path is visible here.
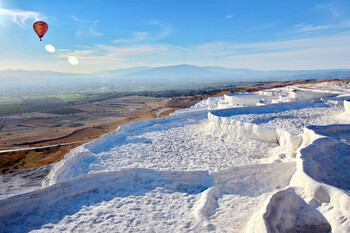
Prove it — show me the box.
[0,139,92,153]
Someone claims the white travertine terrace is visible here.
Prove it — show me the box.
[1,81,349,232]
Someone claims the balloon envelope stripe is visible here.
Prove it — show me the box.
[33,21,48,40]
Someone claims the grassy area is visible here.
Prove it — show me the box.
[22,94,86,101]
[0,95,86,114]
[50,94,87,100]
[0,103,25,114]
[0,96,22,104]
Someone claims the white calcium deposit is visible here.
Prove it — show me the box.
[1,81,350,233]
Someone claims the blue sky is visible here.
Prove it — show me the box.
[1,0,350,73]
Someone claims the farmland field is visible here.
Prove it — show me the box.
[0,103,25,115]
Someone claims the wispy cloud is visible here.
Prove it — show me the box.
[192,33,350,70]
[71,15,103,38]
[96,44,169,57]
[58,49,97,58]
[196,33,350,55]
[241,22,279,34]
[57,44,173,64]
[315,1,342,17]
[71,15,98,24]
[114,32,150,44]
[287,20,350,35]
[114,20,173,44]
[223,45,350,70]
[149,20,173,40]
[56,32,350,72]
[0,7,44,28]
[225,14,233,19]
[276,1,350,36]
[292,23,334,32]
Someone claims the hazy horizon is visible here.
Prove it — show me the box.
[1,63,350,75]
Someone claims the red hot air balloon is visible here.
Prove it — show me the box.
[33,21,48,41]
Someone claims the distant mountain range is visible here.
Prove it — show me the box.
[1,65,350,95]
[92,66,151,78]
[2,64,350,82]
[0,70,93,80]
[91,64,350,81]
